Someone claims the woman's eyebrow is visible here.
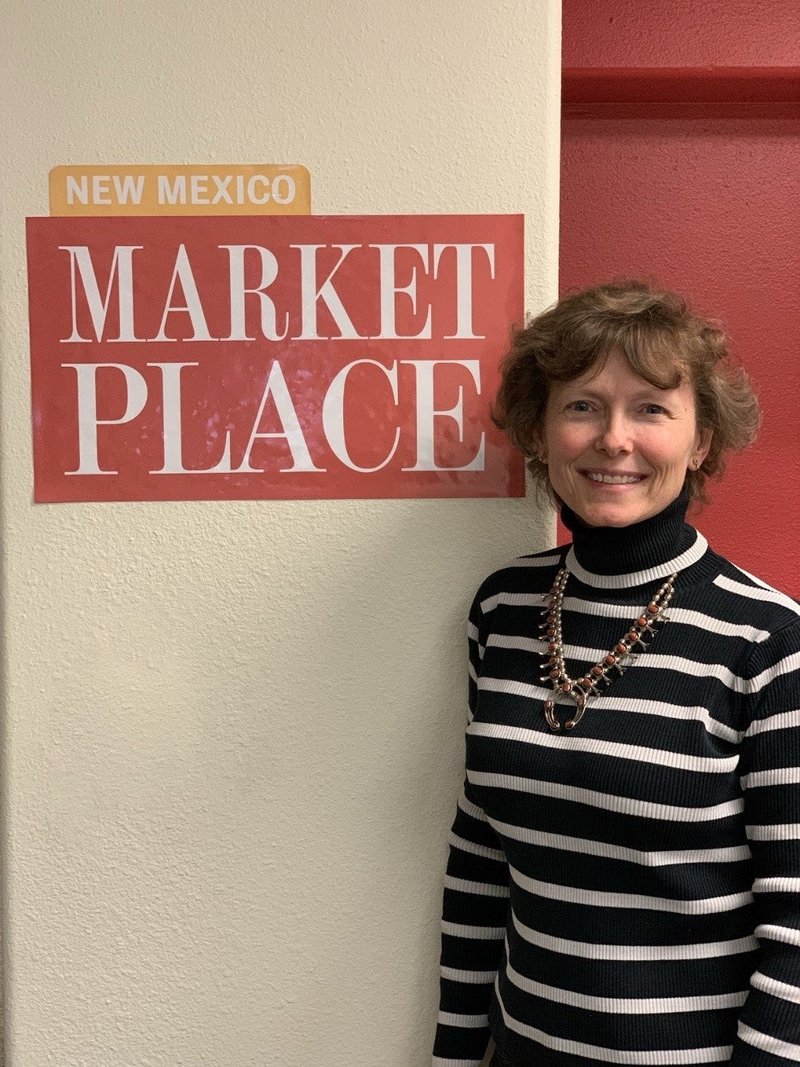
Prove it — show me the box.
[561,384,674,400]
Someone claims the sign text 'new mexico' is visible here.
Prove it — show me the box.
[49,165,310,216]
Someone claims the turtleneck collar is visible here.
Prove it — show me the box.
[560,489,707,587]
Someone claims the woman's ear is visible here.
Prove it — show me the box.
[692,426,713,469]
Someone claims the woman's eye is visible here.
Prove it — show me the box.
[567,401,593,413]
[642,404,667,415]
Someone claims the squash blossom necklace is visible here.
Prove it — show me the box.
[539,566,676,731]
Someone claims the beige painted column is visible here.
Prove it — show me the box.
[0,3,561,1064]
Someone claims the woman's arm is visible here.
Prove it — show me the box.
[432,591,511,1067]
[731,617,800,1065]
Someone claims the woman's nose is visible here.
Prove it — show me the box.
[594,413,633,455]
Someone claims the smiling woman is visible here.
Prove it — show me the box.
[432,281,800,1067]
[541,349,711,528]
[492,279,759,510]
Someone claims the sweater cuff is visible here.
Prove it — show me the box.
[433,1018,491,1066]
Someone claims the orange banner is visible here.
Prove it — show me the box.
[49,165,311,216]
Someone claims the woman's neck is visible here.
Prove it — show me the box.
[561,490,697,578]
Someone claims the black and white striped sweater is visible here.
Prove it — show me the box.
[433,498,800,1066]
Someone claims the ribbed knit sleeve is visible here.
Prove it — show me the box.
[731,618,800,1066]
[433,590,510,1067]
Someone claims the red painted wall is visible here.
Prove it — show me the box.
[560,2,800,594]
[563,0,800,68]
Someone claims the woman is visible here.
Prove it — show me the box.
[432,281,800,1067]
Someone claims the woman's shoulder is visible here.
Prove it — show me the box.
[703,550,800,637]
[471,545,566,616]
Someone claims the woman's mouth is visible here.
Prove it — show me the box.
[581,470,646,485]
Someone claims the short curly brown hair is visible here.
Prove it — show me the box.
[492,279,761,506]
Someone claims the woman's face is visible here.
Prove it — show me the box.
[540,349,711,528]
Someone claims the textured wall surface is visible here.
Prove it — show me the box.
[0,3,560,1064]
[563,0,800,68]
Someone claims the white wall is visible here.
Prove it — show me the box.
[0,3,560,1064]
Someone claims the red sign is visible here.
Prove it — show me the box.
[26,215,524,501]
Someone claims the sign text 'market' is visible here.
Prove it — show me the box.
[59,241,495,344]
